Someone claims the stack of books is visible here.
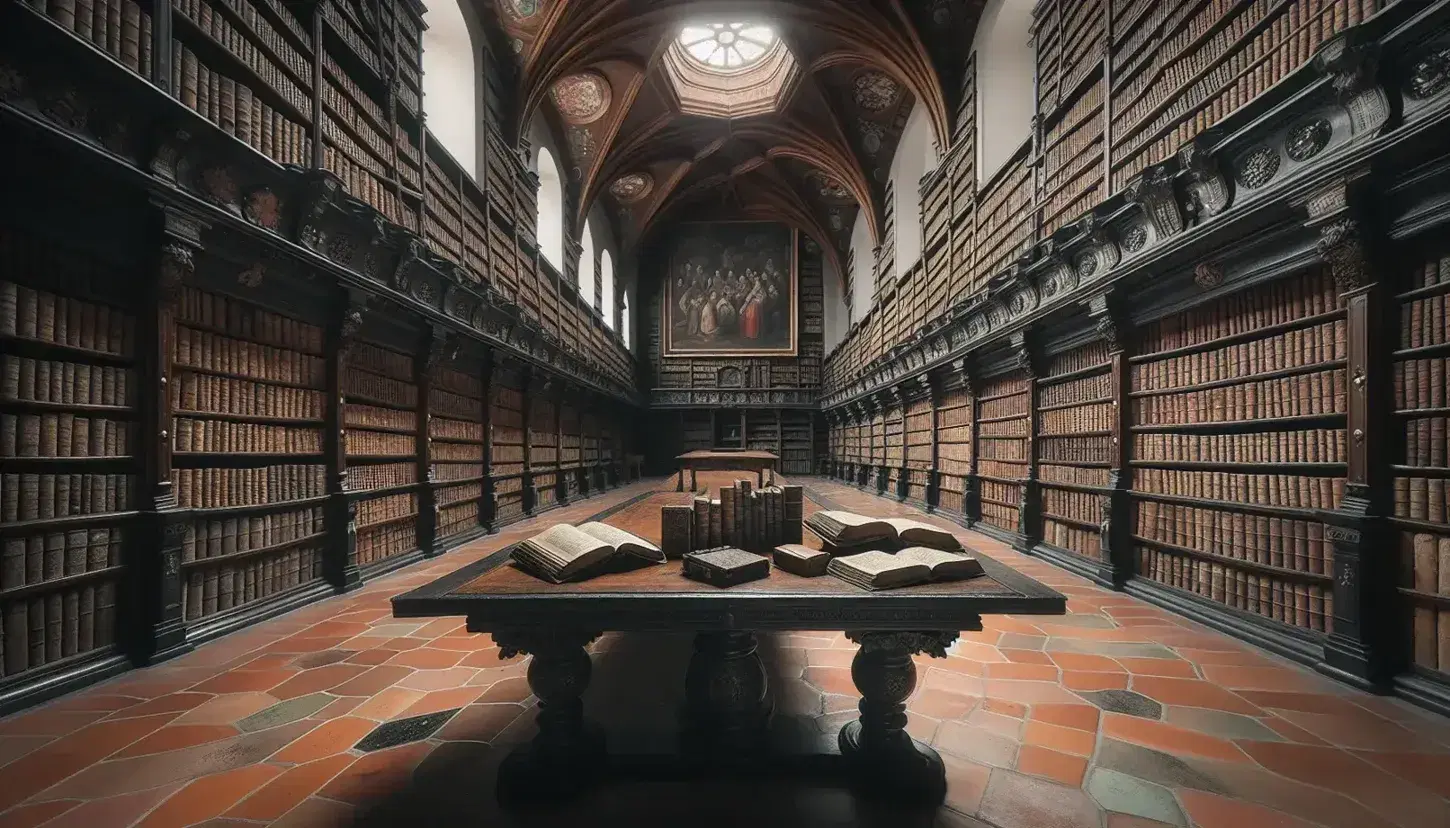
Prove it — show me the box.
[660,481,804,557]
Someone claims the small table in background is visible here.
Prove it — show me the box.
[675,449,779,491]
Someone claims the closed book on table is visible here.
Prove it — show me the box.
[692,496,710,552]
[709,499,722,548]
[720,486,736,547]
[660,505,693,560]
[783,486,803,543]
[683,547,770,588]
[772,544,829,577]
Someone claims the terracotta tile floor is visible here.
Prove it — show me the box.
[0,476,1448,828]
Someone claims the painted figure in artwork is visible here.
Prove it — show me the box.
[741,276,766,340]
[678,276,702,336]
[700,290,720,337]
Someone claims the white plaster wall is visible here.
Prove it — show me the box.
[890,102,939,279]
[974,0,1036,184]
[822,254,847,352]
[849,210,874,320]
[421,0,483,179]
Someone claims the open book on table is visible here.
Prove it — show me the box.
[826,546,985,591]
[511,522,664,583]
[804,510,963,552]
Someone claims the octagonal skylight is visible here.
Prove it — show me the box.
[665,21,797,118]
[679,23,778,70]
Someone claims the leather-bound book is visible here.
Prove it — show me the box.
[783,485,803,543]
[660,505,693,560]
[709,499,722,548]
[683,547,769,589]
[720,486,736,547]
[772,544,829,577]
[692,496,710,552]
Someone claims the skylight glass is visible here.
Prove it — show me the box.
[678,23,777,70]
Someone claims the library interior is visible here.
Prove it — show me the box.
[2,0,1450,825]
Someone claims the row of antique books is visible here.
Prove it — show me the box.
[1137,273,1338,353]
[1396,359,1450,410]
[171,374,323,420]
[176,327,326,386]
[175,464,325,508]
[1408,531,1450,672]
[1135,430,1346,464]
[1131,370,1345,423]
[183,543,321,621]
[1396,478,1450,525]
[1,532,120,676]
[173,286,324,355]
[186,507,322,558]
[169,41,312,167]
[2,414,131,458]
[174,417,321,454]
[1,473,133,521]
[1,283,134,356]
[1135,502,1331,576]
[4,357,132,409]
[1137,546,1333,633]
[346,462,413,491]
[1131,320,1346,391]
[1135,470,1345,510]
[1400,293,1450,349]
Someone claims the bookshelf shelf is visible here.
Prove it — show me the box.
[175,410,323,427]
[0,564,127,604]
[191,0,313,90]
[1130,309,1346,364]
[0,334,133,367]
[171,10,312,127]
[181,530,324,570]
[1133,535,1332,586]
[1131,412,1346,434]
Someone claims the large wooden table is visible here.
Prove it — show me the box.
[675,449,779,491]
[392,539,1065,804]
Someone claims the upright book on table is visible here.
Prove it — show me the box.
[511,522,664,583]
[805,510,962,552]
[826,547,984,591]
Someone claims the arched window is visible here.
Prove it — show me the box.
[974,0,1035,183]
[600,249,615,328]
[579,224,596,306]
[621,294,631,348]
[536,145,565,270]
[421,0,480,176]
[891,103,938,279]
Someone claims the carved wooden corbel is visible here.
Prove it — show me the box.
[1124,162,1185,241]
[1178,139,1233,220]
[338,295,370,359]
[1086,292,1125,353]
[1073,214,1122,282]
[1010,331,1038,379]
[1314,33,1390,138]
[1301,177,1374,291]
[148,128,193,184]
[295,170,342,252]
[949,357,978,397]
[392,234,427,293]
[426,330,462,378]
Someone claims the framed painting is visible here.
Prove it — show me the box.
[663,222,798,357]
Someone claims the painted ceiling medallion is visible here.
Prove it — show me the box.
[853,71,902,112]
[609,173,653,202]
[857,120,885,155]
[809,171,851,200]
[550,73,610,124]
[506,0,539,20]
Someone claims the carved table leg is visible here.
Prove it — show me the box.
[677,467,684,492]
[681,631,772,758]
[690,467,698,492]
[491,629,604,805]
[840,631,960,803]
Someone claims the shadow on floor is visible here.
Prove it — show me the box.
[344,633,988,828]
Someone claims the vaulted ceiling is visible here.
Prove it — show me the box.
[482,0,987,269]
